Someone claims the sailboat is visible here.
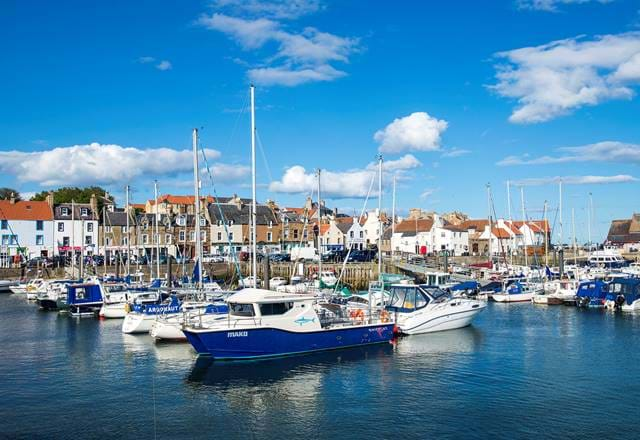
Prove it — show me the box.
[182,86,395,360]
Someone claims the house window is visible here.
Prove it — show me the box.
[359,231,363,238]
[63,237,70,246]
[36,220,43,231]
[143,223,148,230]
[57,222,64,232]
[123,237,128,246]
[228,220,234,226]
[0,220,7,230]
[200,218,206,227]
[284,229,289,239]
[61,207,69,216]
[165,234,172,244]
[189,231,196,242]
[36,235,44,245]
[81,208,88,216]
[122,226,128,233]
[179,231,185,242]
[142,234,148,244]
[177,216,186,226]
[105,226,112,233]
[1,235,8,245]
[9,235,18,245]
[106,237,112,246]
[153,234,159,244]
[350,231,354,238]
[293,229,299,239]
[87,223,93,232]
[200,231,206,241]
[229,232,234,241]
[303,229,308,239]
[267,232,272,242]
[85,236,91,245]
[217,232,222,241]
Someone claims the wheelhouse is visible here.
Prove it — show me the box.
[386,285,449,313]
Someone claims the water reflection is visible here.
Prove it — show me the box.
[394,326,483,356]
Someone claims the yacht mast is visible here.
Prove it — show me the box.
[486,183,492,262]
[507,180,513,266]
[521,186,528,267]
[71,200,75,278]
[543,200,549,267]
[317,169,322,279]
[377,155,383,283]
[392,175,396,250]
[250,85,257,283]
[572,207,577,265]
[588,192,593,257]
[125,185,130,276]
[193,128,203,288]
[154,180,160,281]
[559,180,563,249]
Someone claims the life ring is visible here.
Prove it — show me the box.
[380,310,390,323]
[350,308,365,322]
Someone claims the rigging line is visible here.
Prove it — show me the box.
[255,130,274,184]
[222,92,249,154]
[334,172,376,294]
[199,143,244,283]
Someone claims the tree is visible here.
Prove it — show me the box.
[31,186,114,211]
[0,188,21,201]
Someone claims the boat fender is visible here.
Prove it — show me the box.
[124,303,131,314]
[616,295,626,307]
[351,309,365,322]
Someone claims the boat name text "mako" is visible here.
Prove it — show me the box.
[227,331,248,338]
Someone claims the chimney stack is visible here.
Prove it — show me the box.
[45,191,54,209]
[9,193,15,204]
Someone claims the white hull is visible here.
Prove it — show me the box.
[621,299,640,312]
[396,302,486,335]
[100,303,127,319]
[150,319,186,341]
[492,292,534,303]
[10,286,27,294]
[122,313,155,334]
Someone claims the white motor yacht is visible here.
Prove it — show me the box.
[387,284,485,335]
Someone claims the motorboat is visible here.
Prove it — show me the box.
[622,262,640,277]
[23,278,47,299]
[386,284,485,335]
[317,270,338,288]
[99,285,160,319]
[492,278,543,303]
[238,276,261,288]
[149,302,228,341]
[536,279,580,305]
[121,295,181,334]
[60,282,104,317]
[575,279,609,308]
[588,247,628,269]
[36,280,76,310]
[605,278,640,311]
[268,277,288,288]
[182,288,395,360]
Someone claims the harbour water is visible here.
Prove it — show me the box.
[2,293,639,439]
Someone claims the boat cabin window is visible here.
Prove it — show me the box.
[75,288,86,300]
[259,302,294,316]
[229,303,255,317]
[388,286,429,311]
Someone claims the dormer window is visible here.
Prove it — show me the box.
[81,208,88,216]
[176,216,186,227]
[218,220,222,226]
[199,217,206,227]
[228,220,234,226]
[61,207,69,216]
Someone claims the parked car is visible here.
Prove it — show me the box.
[269,253,291,262]
[202,254,224,263]
[322,250,344,262]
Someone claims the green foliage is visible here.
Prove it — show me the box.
[30,186,114,211]
[0,188,22,201]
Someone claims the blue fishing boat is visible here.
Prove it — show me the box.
[604,278,640,311]
[182,288,395,360]
[62,283,104,317]
[575,279,609,308]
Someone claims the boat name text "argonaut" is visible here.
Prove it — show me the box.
[227,331,248,338]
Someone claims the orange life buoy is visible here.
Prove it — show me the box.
[380,310,390,323]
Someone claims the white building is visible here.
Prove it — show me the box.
[0,199,54,263]
[320,218,366,251]
[53,202,99,257]
[361,209,386,247]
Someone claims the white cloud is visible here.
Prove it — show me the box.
[419,188,438,200]
[210,163,251,181]
[197,5,358,87]
[513,175,637,186]
[248,64,345,86]
[270,154,422,198]
[211,0,321,20]
[441,148,471,158]
[498,141,640,165]
[156,60,172,71]
[517,0,613,12]
[0,143,237,187]
[138,56,156,63]
[490,32,640,123]
[374,112,448,154]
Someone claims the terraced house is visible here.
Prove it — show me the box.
[0,196,53,263]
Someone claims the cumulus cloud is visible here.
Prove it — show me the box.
[517,0,613,12]
[419,188,438,199]
[138,56,172,71]
[270,154,421,198]
[490,32,640,123]
[156,60,172,71]
[374,112,448,154]
[498,141,640,165]
[0,143,246,187]
[197,3,358,87]
[513,175,637,186]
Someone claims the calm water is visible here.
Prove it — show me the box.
[1,294,639,439]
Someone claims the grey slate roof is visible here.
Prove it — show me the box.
[103,210,131,227]
[208,203,277,225]
[54,203,97,220]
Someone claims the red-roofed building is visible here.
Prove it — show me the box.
[0,197,54,261]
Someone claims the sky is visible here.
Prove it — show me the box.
[1,0,640,243]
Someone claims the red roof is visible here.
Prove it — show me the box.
[319,224,330,235]
[0,200,52,221]
[460,219,489,230]
[395,219,434,233]
[505,222,523,235]
[492,227,511,239]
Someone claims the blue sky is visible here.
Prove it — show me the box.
[2,0,640,242]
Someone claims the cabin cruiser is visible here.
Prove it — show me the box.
[604,278,640,311]
[534,279,580,305]
[268,277,288,288]
[121,295,181,334]
[21,278,47,299]
[36,280,76,310]
[59,282,104,317]
[182,288,395,360]
[149,302,229,341]
[423,271,457,289]
[575,279,609,308]
[99,284,161,319]
[588,248,628,269]
[492,278,543,303]
[386,284,485,335]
